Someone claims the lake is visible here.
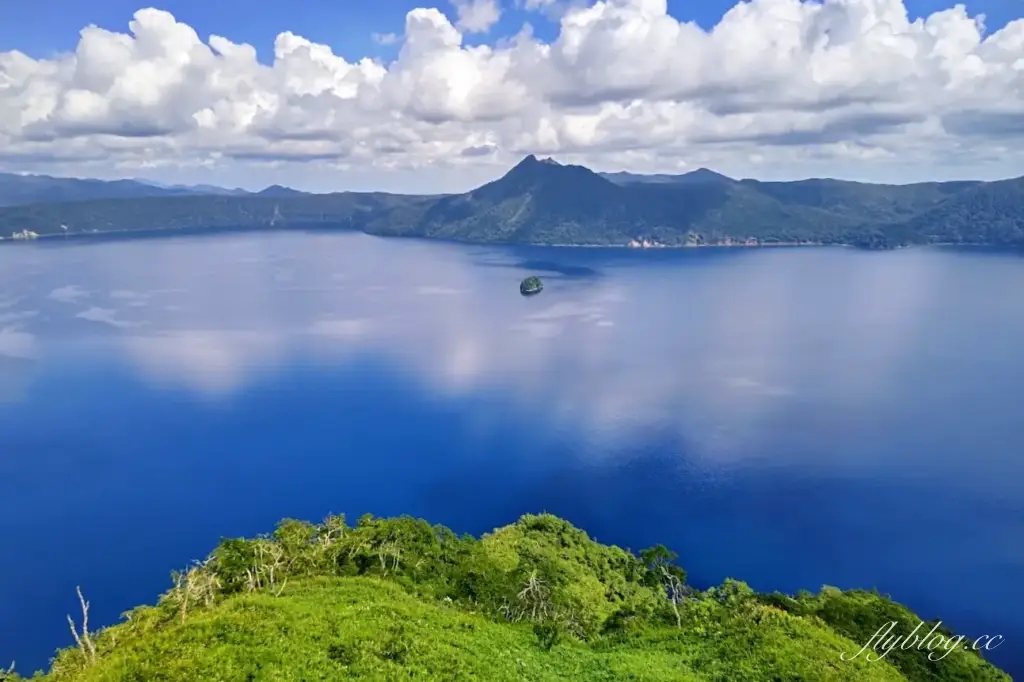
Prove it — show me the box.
[1,232,1022,677]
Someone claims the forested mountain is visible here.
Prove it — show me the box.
[0,173,272,207]
[0,172,197,206]
[2,157,1022,249]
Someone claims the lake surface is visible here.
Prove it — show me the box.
[1,232,1023,676]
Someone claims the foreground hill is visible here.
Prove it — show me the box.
[9,513,1009,681]
[1,157,1023,249]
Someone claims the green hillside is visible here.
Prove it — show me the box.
[9,514,1009,682]
[2,157,1023,249]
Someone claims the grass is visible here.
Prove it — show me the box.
[12,513,1011,682]
[41,578,907,682]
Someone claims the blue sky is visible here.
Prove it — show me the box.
[2,0,1017,61]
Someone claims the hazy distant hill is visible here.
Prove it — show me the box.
[0,172,302,206]
[600,168,735,185]
[256,184,309,197]
[0,172,197,206]
[133,179,250,196]
[1,157,1022,249]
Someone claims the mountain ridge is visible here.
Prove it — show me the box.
[1,157,1022,249]
[0,172,302,207]
[600,167,735,185]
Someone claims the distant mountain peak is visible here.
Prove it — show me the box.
[256,185,306,197]
[501,155,608,185]
[514,154,561,169]
[679,167,732,182]
[468,154,615,204]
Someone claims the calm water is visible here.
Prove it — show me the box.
[1,232,1023,676]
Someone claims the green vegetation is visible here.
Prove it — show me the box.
[520,276,544,295]
[2,156,1023,249]
[7,513,1009,681]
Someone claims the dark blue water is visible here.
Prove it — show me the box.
[1,233,1023,677]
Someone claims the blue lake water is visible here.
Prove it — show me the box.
[1,232,1023,677]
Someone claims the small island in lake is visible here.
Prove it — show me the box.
[520,276,544,296]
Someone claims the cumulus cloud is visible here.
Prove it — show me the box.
[452,0,502,33]
[1,1,1023,188]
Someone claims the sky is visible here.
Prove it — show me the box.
[0,0,1022,193]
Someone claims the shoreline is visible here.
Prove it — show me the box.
[0,225,1018,252]
[543,241,831,249]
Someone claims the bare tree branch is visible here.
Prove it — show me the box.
[245,568,258,593]
[517,571,551,621]
[66,586,97,663]
[659,565,684,628]
[318,515,345,548]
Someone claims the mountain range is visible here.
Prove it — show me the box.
[1,156,1022,249]
[0,172,310,206]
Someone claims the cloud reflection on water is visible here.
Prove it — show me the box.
[0,325,36,359]
[0,326,37,403]
[3,233,1024,477]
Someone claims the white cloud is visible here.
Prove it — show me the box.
[1,1,1023,189]
[452,0,502,33]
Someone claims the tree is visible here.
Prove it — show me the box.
[640,545,688,628]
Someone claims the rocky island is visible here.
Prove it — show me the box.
[520,276,543,296]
